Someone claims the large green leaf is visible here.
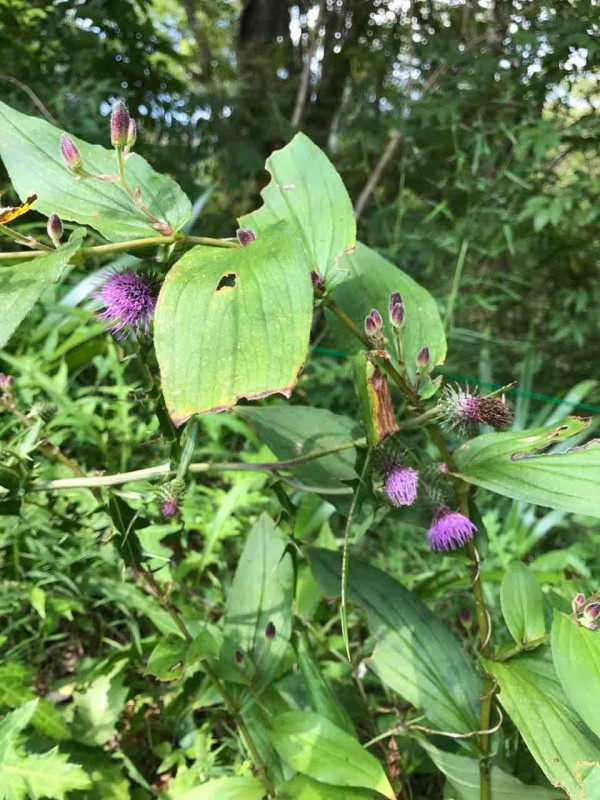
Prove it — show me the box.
[178,776,265,800]
[224,514,294,693]
[69,671,128,747]
[552,611,600,739]
[0,229,84,348]
[485,651,600,797]
[269,711,394,799]
[0,101,191,242]
[280,775,373,799]
[307,549,481,738]
[0,663,69,741]
[500,562,546,646]
[327,242,446,381]
[236,405,360,489]
[154,221,313,422]
[0,702,91,800]
[420,741,562,800]
[239,132,355,280]
[454,418,600,516]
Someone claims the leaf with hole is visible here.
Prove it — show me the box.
[155,221,313,422]
[269,711,394,798]
[0,101,191,242]
[485,651,600,797]
[307,548,481,741]
[0,229,84,348]
[501,562,546,646]
[327,242,446,382]
[552,610,600,739]
[239,132,355,280]
[454,418,600,516]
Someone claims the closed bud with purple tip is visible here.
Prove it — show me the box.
[110,100,131,147]
[389,292,405,328]
[364,308,383,339]
[47,213,63,248]
[416,347,430,370]
[265,621,276,641]
[126,118,137,149]
[311,270,325,294]
[441,384,513,436]
[157,478,186,520]
[236,228,256,247]
[427,506,477,552]
[572,593,586,614]
[60,134,82,171]
[581,602,600,630]
[95,268,160,338]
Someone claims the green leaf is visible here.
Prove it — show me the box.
[146,636,187,681]
[269,711,394,799]
[70,671,128,747]
[0,664,69,741]
[224,514,294,693]
[239,132,355,280]
[155,221,313,422]
[236,405,360,489]
[280,775,373,799]
[454,418,600,516]
[485,651,600,797]
[177,776,265,800]
[420,740,562,799]
[0,101,191,242]
[327,242,446,382]
[500,562,546,645]
[552,611,600,738]
[29,586,46,620]
[307,548,481,738]
[0,229,84,348]
[0,702,91,800]
[296,633,355,735]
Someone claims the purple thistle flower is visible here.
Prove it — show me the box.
[384,465,419,507]
[441,384,513,436]
[160,499,179,519]
[427,506,477,552]
[95,268,160,338]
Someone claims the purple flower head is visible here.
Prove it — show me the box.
[60,134,81,171]
[427,506,477,552]
[384,465,419,507]
[441,384,512,436]
[110,100,131,147]
[160,499,179,519]
[95,268,160,338]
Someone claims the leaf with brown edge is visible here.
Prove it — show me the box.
[154,221,313,422]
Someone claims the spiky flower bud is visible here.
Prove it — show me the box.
[389,291,405,328]
[427,506,477,552]
[95,268,160,338]
[416,346,430,370]
[572,593,586,614]
[265,621,276,641]
[236,228,256,247]
[28,402,58,422]
[110,100,131,147]
[47,213,63,248]
[310,270,325,294]
[440,384,513,436]
[60,134,82,171]
[364,308,383,338]
[158,478,186,520]
[126,118,137,149]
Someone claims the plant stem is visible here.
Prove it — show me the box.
[325,297,495,800]
[29,438,367,491]
[137,566,276,797]
[0,233,240,263]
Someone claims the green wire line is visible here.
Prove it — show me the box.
[311,346,600,413]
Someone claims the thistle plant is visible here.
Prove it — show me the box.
[0,97,598,800]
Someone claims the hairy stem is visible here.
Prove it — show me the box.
[29,438,367,491]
